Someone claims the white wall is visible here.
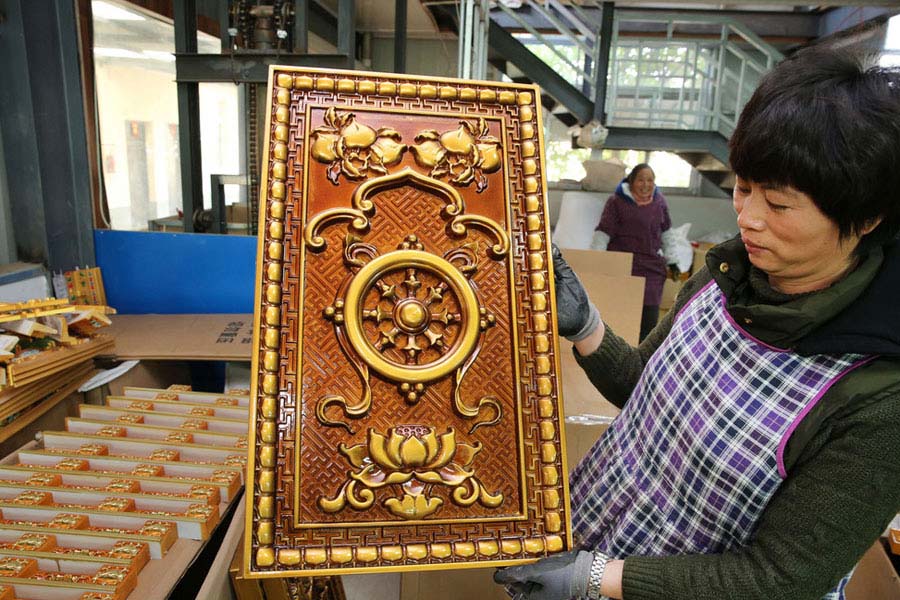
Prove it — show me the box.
[549,188,738,244]
[371,37,459,78]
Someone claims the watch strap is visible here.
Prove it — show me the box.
[586,550,610,600]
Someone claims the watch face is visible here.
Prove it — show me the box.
[244,68,573,577]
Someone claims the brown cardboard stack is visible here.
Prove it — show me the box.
[552,249,641,419]
[0,384,247,600]
[0,299,116,445]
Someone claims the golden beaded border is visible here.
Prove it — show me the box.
[251,73,291,569]
[249,71,569,572]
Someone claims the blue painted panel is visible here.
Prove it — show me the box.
[94,230,257,314]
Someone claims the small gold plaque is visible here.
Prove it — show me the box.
[245,67,571,577]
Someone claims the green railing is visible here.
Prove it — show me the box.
[493,2,783,136]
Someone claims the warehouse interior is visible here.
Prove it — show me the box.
[0,1,899,598]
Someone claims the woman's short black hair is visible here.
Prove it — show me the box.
[626,163,654,185]
[729,46,900,249]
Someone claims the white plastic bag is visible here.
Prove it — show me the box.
[662,223,694,273]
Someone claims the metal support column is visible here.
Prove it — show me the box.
[394,0,407,73]
[593,2,614,123]
[294,0,309,53]
[0,0,94,270]
[175,0,203,232]
[217,0,230,51]
[338,0,355,63]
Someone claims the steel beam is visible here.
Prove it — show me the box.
[593,2,614,123]
[0,0,94,270]
[394,0,407,73]
[338,0,355,61]
[604,127,730,166]
[217,0,230,51]
[294,0,309,53]
[174,0,203,233]
[175,53,354,83]
[818,7,894,40]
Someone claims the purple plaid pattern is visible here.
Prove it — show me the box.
[570,281,869,599]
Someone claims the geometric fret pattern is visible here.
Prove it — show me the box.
[245,68,571,577]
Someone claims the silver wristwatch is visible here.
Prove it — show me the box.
[586,550,612,600]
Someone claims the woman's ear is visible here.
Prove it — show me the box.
[860,216,884,236]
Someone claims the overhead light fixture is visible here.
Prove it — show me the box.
[92,1,145,21]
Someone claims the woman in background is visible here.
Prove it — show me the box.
[592,164,672,340]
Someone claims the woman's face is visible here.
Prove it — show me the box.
[630,167,655,202]
[733,177,866,294]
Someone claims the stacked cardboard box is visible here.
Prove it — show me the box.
[0,384,248,599]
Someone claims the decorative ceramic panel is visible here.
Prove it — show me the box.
[244,68,572,577]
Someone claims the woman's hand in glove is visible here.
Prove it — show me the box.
[493,550,593,600]
[551,244,604,352]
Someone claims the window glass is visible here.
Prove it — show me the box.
[517,34,693,187]
[93,0,241,231]
[882,15,900,67]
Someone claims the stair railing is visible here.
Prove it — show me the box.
[492,0,596,90]
[489,2,783,137]
[602,7,783,136]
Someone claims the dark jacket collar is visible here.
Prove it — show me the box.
[706,236,900,356]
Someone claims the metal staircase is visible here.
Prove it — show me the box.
[432,1,784,193]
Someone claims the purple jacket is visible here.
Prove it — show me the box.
[596,181,671,306]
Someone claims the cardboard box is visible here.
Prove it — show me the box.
[692,242,716,275]
[890,528,900,556]
[846,540,900,600]
[660,277,685,312]
[557,251,643,419]
[559,248,633,278]
[104,314,254,361]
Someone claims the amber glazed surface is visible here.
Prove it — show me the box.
[244,67,571,577]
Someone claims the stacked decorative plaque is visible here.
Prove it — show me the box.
[244,67,572,577]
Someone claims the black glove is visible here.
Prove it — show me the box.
[493,550,593,600]
[551,244,600,342]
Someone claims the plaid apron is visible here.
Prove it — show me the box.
[570,281,872,599]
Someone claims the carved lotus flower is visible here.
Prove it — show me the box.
[319,425,502,519]
[410,117,502,192]
[311,107,407,184]
[348,425,479,487]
